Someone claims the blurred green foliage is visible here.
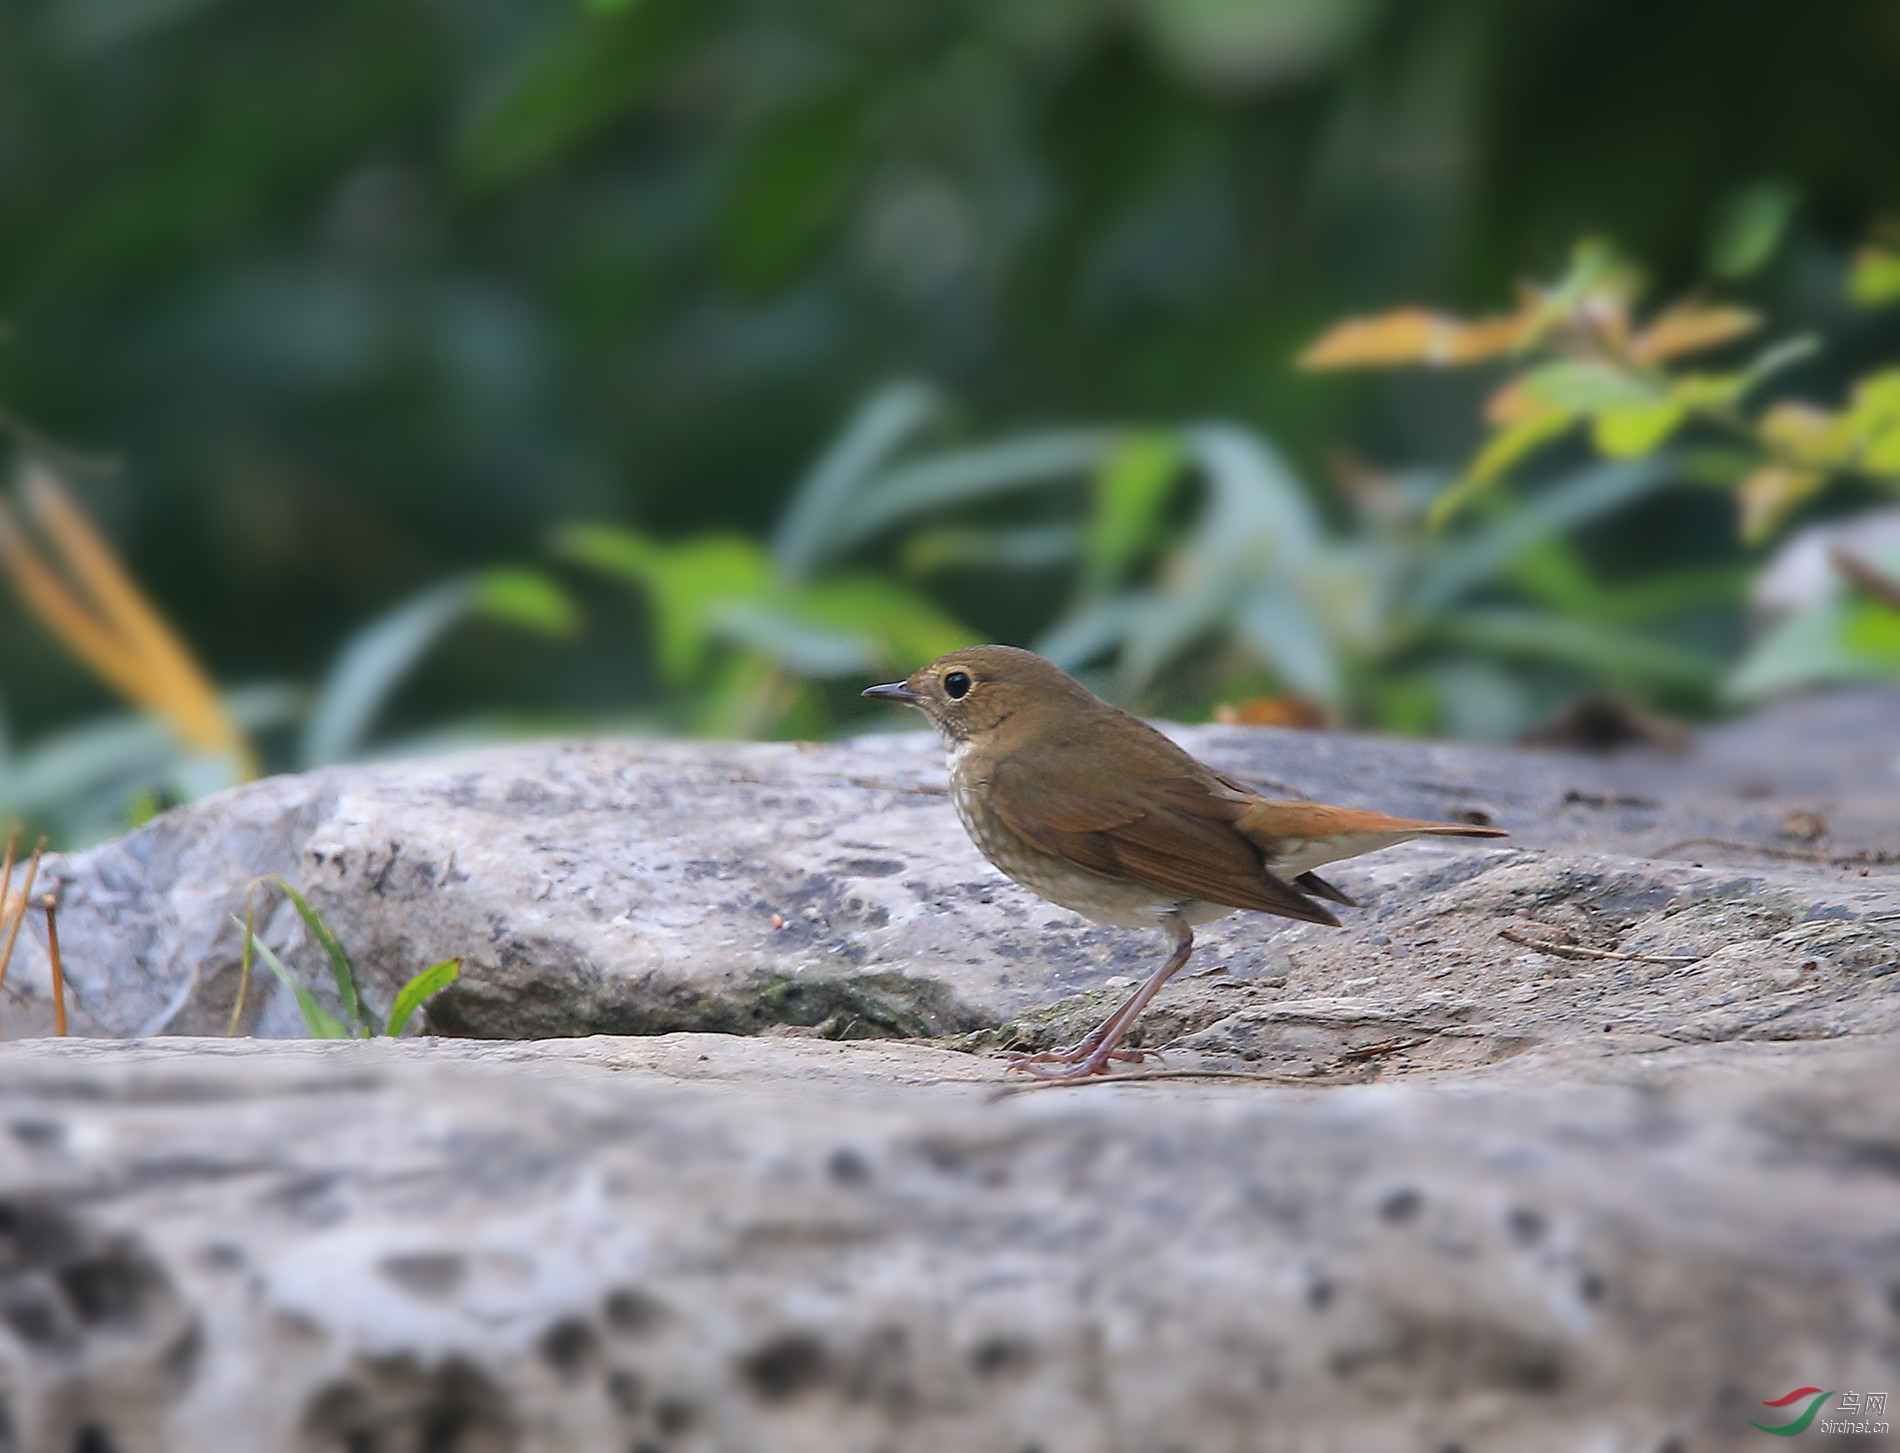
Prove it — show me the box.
[6,0,1900,845]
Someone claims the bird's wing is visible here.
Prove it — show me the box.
[985,753,1340,926]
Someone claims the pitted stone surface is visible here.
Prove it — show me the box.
[0,1033,1894,1451]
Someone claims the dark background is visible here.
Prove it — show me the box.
[5,0,1900,752]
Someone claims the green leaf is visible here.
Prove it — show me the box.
[775,383,943,580]
[1520,361,1657,416]
[475,569,579,636]
[1727,597,1900,699]
[1841,599,1900,659]
[717,83,868,291]
[1707,182,1798,279]
[456,2,718,190]
[302,580,477,766]
[1431,411,1575,527]
[831,431,1116,560]
[553,527,774,681]
[238,918,352,1040]
[386,959,461,1037]
[276,880,376,1036]
[1085,434,1183,594]
[1591,400,1684,458]
[1430,609,1719,689]
[901,524,1080,573]
[792,574,978,669]
[1848,245,1900,308]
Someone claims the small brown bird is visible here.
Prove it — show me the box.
[864,645,1508,1078]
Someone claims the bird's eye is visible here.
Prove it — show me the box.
[943,670,972,700]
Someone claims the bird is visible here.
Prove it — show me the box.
[863,645,1509,1079]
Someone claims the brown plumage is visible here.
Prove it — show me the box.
[864,645,1507,1078]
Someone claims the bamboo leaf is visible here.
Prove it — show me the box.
[1085,434,1183,594]
[238,918,352,1040]
[276,880,375,1036]
[386,959,461,1037]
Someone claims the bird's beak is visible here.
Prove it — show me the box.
[862,681,923,704]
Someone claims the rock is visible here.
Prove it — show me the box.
[0,1033,1894,1451]
[5,689,1896,1050]
[0,688,1895,1449]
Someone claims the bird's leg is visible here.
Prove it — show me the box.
[1007,918,1194,1079]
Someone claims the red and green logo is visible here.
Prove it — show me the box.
[1750,1387,1833,1436]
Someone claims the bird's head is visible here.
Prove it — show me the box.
[861,644,1098,744]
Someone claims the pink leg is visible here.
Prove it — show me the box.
[1006,918,1194,1079]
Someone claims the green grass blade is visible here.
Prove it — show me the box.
[234,916,352,1039]
[385,959,461,1038]
[276,880,378,1035]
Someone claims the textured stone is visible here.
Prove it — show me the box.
[5,688,1896,1049]
[0,688,1895,1449]
[0,1032,1894,1451]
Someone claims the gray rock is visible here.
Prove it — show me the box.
[0,688,1895,1449]
[0,1032,1894,1451]
[7,689,1896,1049]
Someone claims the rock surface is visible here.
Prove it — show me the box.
[0,1031,1896,1452]
[0,689,1895,1450]
[5,688,1896,1055]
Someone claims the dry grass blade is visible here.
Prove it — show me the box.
[226,881,258,1036]
[42,894,66,1036]
[0,493,157,707]
[0,826,18,921]
[0,836,48,1018]
[1500,925,1701,966]
[0,465,254,775]
[22,465,248,762]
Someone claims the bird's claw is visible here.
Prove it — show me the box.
[1001,1043,1158,1078]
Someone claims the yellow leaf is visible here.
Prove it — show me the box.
[1758,402,1845,467]
[1628,303,1759,364]
[1592,400,1684,458]
[1483,378,1544,425]
[1298,308,1529,369]
[1737,465,1826,544]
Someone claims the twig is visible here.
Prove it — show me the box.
[0,826,18,920]
[1656,837,1899,868]
[1337,1035,1432,1061]
[1499,925,1701,966]
[0,836,48,1021]
[41,894,65,1036]
[988,1067,1332,1098]
[1831,545,1900,611]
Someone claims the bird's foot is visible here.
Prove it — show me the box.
[1001,1042,1156,1077]
[1005,1046,1154,1080]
